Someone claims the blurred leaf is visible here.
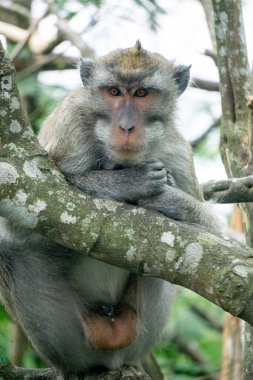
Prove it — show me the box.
[133,0,166,30]
[66,11,78,20]
[55,0,103,9]
[18,76,68,133]
[154,289,223,378]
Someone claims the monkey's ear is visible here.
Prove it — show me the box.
[173,65,191,96]
[80,59,94,86]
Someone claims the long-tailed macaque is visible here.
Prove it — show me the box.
[0,42,218,377]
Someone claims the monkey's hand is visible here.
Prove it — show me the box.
[166,170,177,187]
[66,161,167,202]
[138,186,219,233]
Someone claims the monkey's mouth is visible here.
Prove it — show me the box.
[110,145,145,158]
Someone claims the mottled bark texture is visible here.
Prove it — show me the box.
[211,0,253,379]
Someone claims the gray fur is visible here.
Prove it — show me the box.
[0,45,219,377]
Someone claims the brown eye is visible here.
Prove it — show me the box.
[109,87,122,96]
[134,88,149,97]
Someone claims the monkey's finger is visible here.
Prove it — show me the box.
[146,160,164,171]
[150,168,167,180]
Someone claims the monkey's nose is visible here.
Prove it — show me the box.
[119,124,135,133]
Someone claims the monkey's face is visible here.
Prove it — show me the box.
[79,42,191,165]
[93,84,168,165]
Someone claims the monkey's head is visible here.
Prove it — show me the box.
[80,41,190,165]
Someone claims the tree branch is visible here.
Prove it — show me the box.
[202,175,253,203]
[190,117,220,147]
[10,5,49,61]
[192,78,219,92]
[0,21,27,42]
[47,0,94,58]
[199,0,216,51]
[0,0,30,25]
[204,48,217,64]
[210,1,253,378]
[211,0,253,178]
[0,362,57,380]
[0,361,151,380]
[16,53,75,80]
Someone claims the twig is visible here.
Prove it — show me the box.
[0,0,30,22]
[10,6,50,61]
[10,326,27,367]
[140,354,165,380]
[171,332,210,366]
[190,305,223,332]
[0,21,27,43]
[16,54,73,81]
[204,49,217,65]
[190,117,221,147]
[198,0,216,51]
[192,78,219,92]
[47,0,94,57]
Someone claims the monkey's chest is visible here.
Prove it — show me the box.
[71,257,130,305]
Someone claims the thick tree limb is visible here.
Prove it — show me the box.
[211,0,253,179]
[211,1,253,379]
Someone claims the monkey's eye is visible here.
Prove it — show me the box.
[108,87,122,96]
[134,88,149,97]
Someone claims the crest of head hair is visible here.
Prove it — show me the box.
[135,40,142,52]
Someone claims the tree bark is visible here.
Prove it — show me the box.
[211,1,253,379]
[202,176,253,203]
[0,361,151,380]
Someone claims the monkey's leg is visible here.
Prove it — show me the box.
[121,277,173,364]
[138,186,220,234]
[0,243,93,374]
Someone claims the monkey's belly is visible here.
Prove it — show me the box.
[84,304,137,351]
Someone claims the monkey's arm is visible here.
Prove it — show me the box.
[138,187,220,234]
[66,161,167,202]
